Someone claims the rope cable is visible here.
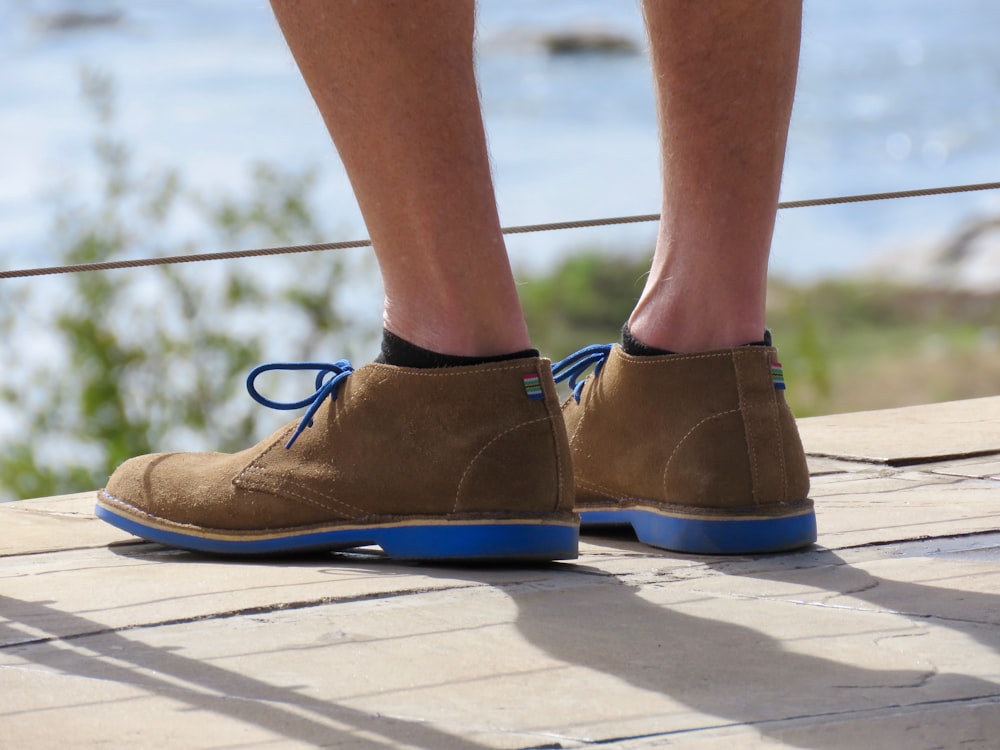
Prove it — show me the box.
[2,180,1000,280]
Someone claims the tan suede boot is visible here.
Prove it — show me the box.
[96,357,577,560]
[554,340,814,554]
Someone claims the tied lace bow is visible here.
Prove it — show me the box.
[550,344,613,401]
[246,360,355,448]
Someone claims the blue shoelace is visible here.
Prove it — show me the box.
[244,346,611,450]
[246,359,355,448]
[550,344,614,402]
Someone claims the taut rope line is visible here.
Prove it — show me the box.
[2,180,1000,280]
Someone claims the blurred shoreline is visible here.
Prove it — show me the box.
[3,0,1000,280]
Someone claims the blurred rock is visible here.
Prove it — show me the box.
[540,29,639,57]
[482,26,640,57]
[33,9,123,33]
[862,215,1000,292]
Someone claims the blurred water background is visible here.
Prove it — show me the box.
[3,0,1000,279]
[0,0,1000,278]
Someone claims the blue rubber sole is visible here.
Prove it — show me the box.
[581,507,816,555]
[95,503,578,561]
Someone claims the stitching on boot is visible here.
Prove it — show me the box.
[98,488,149,516]
[564,384,598,505]
[368,359,545,379]
[660,407,742,501]
[767,354,789,502]
[745,346,789,501]
[733,353,761,505]
[452,416,551,514]
[98,487,222,529]
[233,417,369,516]
[539,388,568,512]
[237,464,368,517]
[565,394,588,452]
[616,350,732,366]
[99,488,360,534]
[576,475,627,500]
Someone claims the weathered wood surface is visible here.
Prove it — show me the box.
[2,399,999,749]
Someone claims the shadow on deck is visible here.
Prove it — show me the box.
[2,398,999,749]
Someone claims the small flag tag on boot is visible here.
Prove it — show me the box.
[523,373,544,400]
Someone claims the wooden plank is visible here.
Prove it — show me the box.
[798,396,1000,465]
[809,467,1000,548]
[3,464,999,644]
[3,536,998,749]
[4,401,1000,748]
[0,492,131,557]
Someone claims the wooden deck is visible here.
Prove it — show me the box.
[3,398,1000,749]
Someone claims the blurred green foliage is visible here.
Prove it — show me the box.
[520,251,648,359]
[520,253,1000,417]
[0,71,377,501]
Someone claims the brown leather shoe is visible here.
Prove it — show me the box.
[96,358,577,561]
[554,340,814,554]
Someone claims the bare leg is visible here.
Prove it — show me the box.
[559,2,812,556]
[270,0,529,357]
[630,0,801,353]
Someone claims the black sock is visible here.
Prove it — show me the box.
[620,324,675,356]
[376,328,538,369]
[620,324,770,356]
